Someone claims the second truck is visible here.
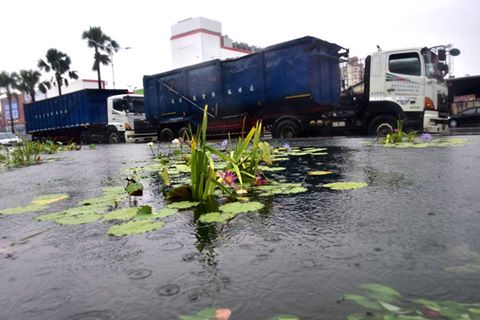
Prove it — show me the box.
[140,36,459,140]
[25,89,157,143]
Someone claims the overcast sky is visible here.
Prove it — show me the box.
[1,0,478,91]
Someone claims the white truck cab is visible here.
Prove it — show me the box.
[107,94,157,143]
[368,46,454,133]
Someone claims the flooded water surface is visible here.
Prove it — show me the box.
[1,136,480,320]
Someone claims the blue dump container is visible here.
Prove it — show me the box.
[25,89,127,133]
[144,36,344,130]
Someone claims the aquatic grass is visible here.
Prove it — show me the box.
[207,120,272,187]
[189,106,223,201]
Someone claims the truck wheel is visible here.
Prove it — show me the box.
[80,133,89,145]
[108,132,120,144]
[273,119,300,139]
[368,115,396,136]
[159,128,175,142]
[177,127,190,140]
[449,119,458,127]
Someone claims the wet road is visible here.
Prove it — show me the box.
[1,136,480,320]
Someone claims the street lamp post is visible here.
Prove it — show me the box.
[110,46,131,89]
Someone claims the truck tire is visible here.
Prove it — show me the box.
[80,133,89,145]
[159,128,175,142]
[273,119,300,139]
[177,127,189,140]
[108,132,120,144]
[368,115,397,136]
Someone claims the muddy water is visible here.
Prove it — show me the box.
[1,137,480,320]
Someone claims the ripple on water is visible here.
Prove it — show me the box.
[156,284,181,297]
[17,286,72,313]
[126,268,153,280]
[65,310,116,320]
[161,241,184,251]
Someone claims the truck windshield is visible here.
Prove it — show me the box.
[125,97,145,114]
[423,50,443,80]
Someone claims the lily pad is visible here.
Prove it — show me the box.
[344,293,382,310]
[31,193,69,206]
[54,212,103,225]
[178,307,216,320]
[107,220,165,236]
[258,165,286,172]
[167,201,200,209]
[323,182,368,190]
[1,193,70,215]
[256,183,307,196]
[198,211,236,223]
[0,203,46,215]
[268,316,300,320]
[359,283,402,302]
[103,208,138,221]
[307,170,334,176]
[155,207,178,218]
[219,201,264,214]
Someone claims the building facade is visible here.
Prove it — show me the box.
[171,17,257,68]
[340,57,365,89]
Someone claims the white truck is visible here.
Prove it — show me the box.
[361,45,459,135]
[25,89,157,143]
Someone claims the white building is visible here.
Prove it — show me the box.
[171,17,256,68]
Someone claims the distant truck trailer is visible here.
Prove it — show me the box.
[25,89,157,143]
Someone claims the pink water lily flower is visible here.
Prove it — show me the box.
[253,174,268,186]
[219,170,238,188]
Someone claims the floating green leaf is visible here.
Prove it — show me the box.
[307,170,334,176]
[256,183,307,196]
[1,193,70,215]
[323,182,368,190]
[219,201,264,214]
[161,167,171,187]
[258,165,286,172]
[198,211,236,223]
[155,207,178,218]
[359,283,402,300]
[413,299,441,311]
[31,193,69,206]
[55,212,102,225]
[0,203,46,215]
[268,314,300,320]
[344,293,382,310]
[178,307,216,320]
[167,201,200,209]
[125,181,144,196]
[103,208,138,221]
[268,315,300,320]
[107,220,165,236]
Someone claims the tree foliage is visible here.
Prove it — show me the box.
[38,48,78,96]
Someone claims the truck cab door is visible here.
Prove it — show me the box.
[111,98,127,124]
[385,51,424,113]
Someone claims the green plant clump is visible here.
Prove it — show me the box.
[343,283,480,320]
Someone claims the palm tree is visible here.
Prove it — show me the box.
[38,48,78,96]
[17,69,50,103]
[0,71,19,133]
[82,26,119,89]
